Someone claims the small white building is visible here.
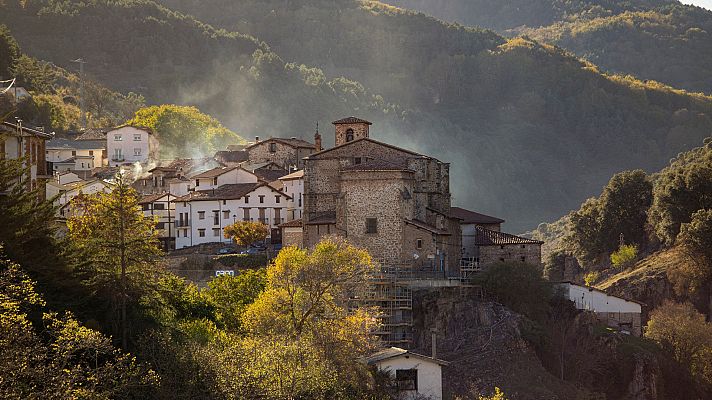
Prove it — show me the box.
[106,126,158,167]
[558,282,643,336]
[50,179,114,217]
[365,347,449,400]
[278,169,304,220]
[173,182,291,249]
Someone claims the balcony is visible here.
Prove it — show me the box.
[111,156,125,162]
[258,218,269,224]
[273,217,283,225]
[175,220,190,227]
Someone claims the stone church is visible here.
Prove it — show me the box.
[301,117,462,275]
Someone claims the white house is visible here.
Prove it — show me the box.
[278,169,304,220]
[106,126,158,167]
[0,121,52,195]
[46,138,106,175]
[50,179,114,217]
[174,182,291,249]
[139,193,176,251]
[191,166,260,190]
[365,347,449,400]
[558,282,643,336]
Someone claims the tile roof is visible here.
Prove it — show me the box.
[363,347,449,366]
[305,213,337,225]
[404,219,451,235]
[306,137,431,160]
[278,169,304,180]
[191,166,238,179]
[75,128,107,141]
[1,121,53,139]
[245,137,315,150]
[47,138,106,150]
[474,226,543,246]
[278,218,303,228]
[332,116,372,125]
[175,183,262,202]
[139,193,169,204]
[341,158,413,172]
[450,207,505,225]
[253,168,288,182]
[214,150,249,163]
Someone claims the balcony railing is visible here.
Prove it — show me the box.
[175,220,190,227]
[273,217,283,225]
[258,218,269,224]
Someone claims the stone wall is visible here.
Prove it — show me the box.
[247,140,301,169]
[478,243,542,267]
[334,122,369,146]
[282,227,303,247]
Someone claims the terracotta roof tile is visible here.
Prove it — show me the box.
[191,166,238,179]
[214,150,249,163]
[474,226,543,245]
[278,218,303,228]
[174,183,262,202]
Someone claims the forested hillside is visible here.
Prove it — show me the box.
[4,0,712,231]
[388,0,712,94]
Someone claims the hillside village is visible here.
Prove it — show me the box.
[1,115,658,399]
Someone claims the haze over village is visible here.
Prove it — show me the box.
[2,1,712,399]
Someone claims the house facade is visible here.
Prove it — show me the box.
[558,282,643,336]
[278,169,304,220]
[51,179,114,218]
[106,126,158,167]
[46,138,106,176]
[245,137,315,170]
[365,347,449,400]
[0,121,52,196]
[173,183,291,249]
[139,193,176,251]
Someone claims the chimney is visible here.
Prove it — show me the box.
[255,136,260,142]
[431,329,437,359]
[314,122,322,152]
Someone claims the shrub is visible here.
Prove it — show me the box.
[583,271,600,286]
[610,244,638,269]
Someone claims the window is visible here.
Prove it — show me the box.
[366,218,377,234]
[500,245,505,250]
[269,142,277,153]
[196,179,200,187]
[354,157,362,165]
[134,148,141,156]
[81,162,84,168]
[416,239,423,249]
[223,210,231,219]
[198,229,205,237]
[396,369,417,391]
[520,245,526,249]
[113,148,122,160]
[154,203,165,210]
[259,195,265,204]
[213,177,218,185]
[275,195,280,203]
[213,228,221,237]
[520,256,526,262]
[298,195,302,207]
[114,134,122,141]
[198,211,205,220]
[346,128,354,142]
[244,196,249,204]
[243,208,251,221]
[71,150,76,156]
[213,211,220,225]
[499,257,505,262]
[156,222,165,229]
[133,133,141,141]
[89,150,93,156]
[222,200,226,205]
[142,204,150,211]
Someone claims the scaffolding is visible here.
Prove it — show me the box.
[366,265,415,346]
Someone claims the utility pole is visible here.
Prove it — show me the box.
[71,58,87,129]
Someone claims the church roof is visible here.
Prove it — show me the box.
[332,116,372,125]
[341,158,413,172]
[245,137,315,150]
[305,137,431,160]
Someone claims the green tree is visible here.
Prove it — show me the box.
[223,220,269,247]
[0,24,19,79]
[649,142,712,245]
[0,252,158,398]
[646,301,712,386]
[479,387,509,400]
[204,269,267,332]
[475,261,553,321]
[199,239,381,399]
[126,104,243,158]
[67,172,164,348]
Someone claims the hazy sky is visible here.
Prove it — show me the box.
[681,0,712,10]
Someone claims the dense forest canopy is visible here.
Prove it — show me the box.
[3,0,712,231]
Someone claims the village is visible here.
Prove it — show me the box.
[2,117,646,400]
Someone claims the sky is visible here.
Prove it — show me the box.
[680,0,712,10]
